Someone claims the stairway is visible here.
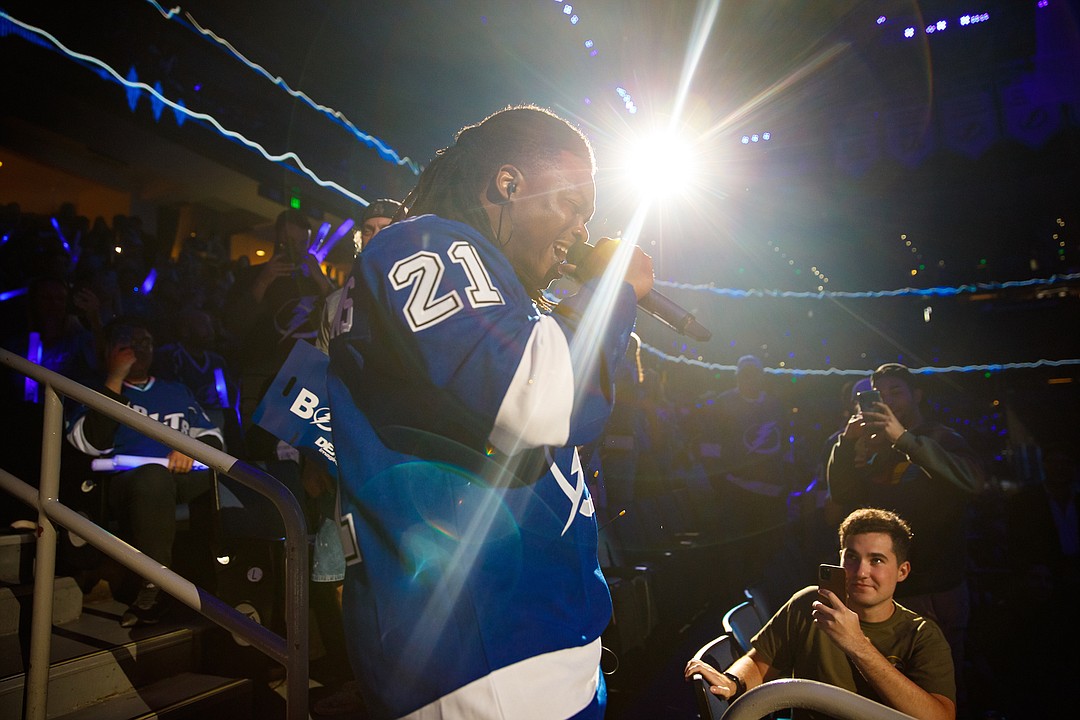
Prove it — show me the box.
[0,529,255,720]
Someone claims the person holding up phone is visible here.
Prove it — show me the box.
[224,208,335,463]
[826,363,983,702]
[685,508,956,720]
[817,562,847,601]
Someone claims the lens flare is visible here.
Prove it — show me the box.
[623,131,699,200]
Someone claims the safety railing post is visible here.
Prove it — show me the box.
[0,349,309,720]
[25,383,63,720]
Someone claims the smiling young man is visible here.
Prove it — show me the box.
[326,106,653,719]
[685,508,956,720]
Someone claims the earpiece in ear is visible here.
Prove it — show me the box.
[507,181,517,197]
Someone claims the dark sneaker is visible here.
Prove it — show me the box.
[120,582,166,627]
[313,680,367,717]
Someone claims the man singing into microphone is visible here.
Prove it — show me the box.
[326,105,653,719]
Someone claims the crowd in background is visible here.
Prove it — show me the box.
[0,201,1077,717]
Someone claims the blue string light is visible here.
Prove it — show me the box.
[640,342,1080,376]
[143,0,420,174]
[0,10,373,208]
[655,272,1080,299]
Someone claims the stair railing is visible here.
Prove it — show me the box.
[0,348,309,720]
[722,678,919,720]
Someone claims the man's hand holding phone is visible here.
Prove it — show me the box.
[813,564,865,653]
[856,389,881,416]
[817,563,847,603]
[840,390,879,443]
[858,391,907,446]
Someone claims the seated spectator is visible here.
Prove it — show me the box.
[66,316,222,627]
[685,507,955,720]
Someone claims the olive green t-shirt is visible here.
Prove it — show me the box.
[751,586,955,719]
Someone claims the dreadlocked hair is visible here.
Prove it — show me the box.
[401,105,594,247]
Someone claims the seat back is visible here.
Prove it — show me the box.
[743,586,771,620]
[690,633,737,720]
[723,600,764,654]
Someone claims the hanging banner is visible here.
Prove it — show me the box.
[252,340,337,474]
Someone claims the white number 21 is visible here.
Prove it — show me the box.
[389,241,504,332]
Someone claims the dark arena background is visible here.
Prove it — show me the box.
[1,1,1078,718]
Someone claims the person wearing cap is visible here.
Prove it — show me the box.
[827,363,983,705]
[319,199,402,352]
[356,198,401,251]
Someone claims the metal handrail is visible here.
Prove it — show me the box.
[0,348,309,720]
[723,678,919,720]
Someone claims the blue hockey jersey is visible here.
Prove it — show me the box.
[327,214,638,719]
[67,377,223,458]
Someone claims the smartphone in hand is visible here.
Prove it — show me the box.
[856,389,881,415]
[818,563,847,603]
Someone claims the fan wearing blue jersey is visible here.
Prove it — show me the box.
[67,316,223,627]
[326,105,654,719]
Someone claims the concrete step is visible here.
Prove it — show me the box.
[0,528,35,585]
[52,671,252,720]
[0,575,83,635]
[0,598,216,720]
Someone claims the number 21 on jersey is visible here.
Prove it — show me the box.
[389,241,504,332]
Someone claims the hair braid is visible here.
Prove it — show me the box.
[401,105,593,247]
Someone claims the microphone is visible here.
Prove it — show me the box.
[565,242,712,341]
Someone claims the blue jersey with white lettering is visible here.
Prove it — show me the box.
[327,215,637,719]
[67,377,223,457]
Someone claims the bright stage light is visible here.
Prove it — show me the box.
[622,130,699,200]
